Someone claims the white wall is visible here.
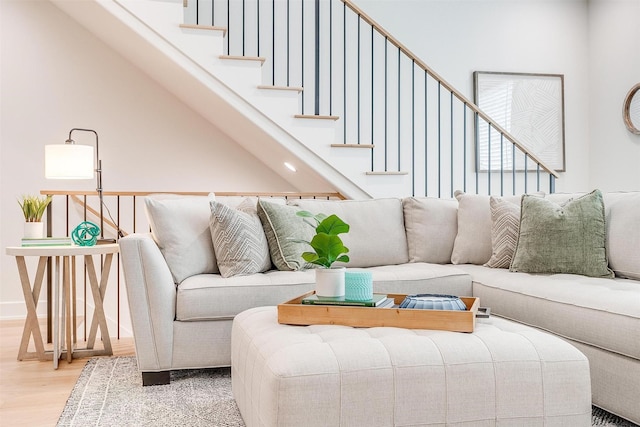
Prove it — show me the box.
[588,0,640,191]
[0,0,297,320]
[357,0,592,193]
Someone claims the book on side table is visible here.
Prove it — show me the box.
[21,237,72,247]
[301,293,393,307]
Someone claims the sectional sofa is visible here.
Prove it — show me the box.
[119,190,640,423]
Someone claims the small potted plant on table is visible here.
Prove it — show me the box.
[18,194,52,239]
[296,211,350,297]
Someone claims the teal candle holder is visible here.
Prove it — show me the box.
[344,271,373,301]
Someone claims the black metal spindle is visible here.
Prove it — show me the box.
[272,0,275,85]
[256,0,260,56]
[314,0,320,115]
[357,15,361,143]
[500,133,504,196]
[487,123,492,194]
[463,104,467,193]
[450,91,454,197]
[242,0,245,56]
[287,0,290,86]
[384,38,387,171]
[425,71,428,196]
[437,82,441,197]
[370,24,374,147]
[301,0,305,113]
[412,60,415,196]
[227,0,230,54]
[329,0,333,115]
[397,47,401,172]
[343,1,347,143]
[524,153,529,194]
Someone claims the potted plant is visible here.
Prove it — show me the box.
[296,210,350,297]
[18,194,52,239]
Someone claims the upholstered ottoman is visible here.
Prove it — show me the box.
[231,306,591,426]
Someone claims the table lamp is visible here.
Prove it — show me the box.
[45,128,116,243]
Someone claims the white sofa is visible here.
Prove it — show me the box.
[119,190,640,423]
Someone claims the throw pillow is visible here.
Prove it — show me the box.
[451,191,543,265]
[484,196,521,269]
[450,191,493,265]
[289,198,409,267]
[604,191,640,280]
[144,194,218,283]
[402,197,458,264]
[256,199,315,271]
[209,199,271,278]
[509,189,614,278]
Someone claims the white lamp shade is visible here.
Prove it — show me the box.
[45,144,94,179]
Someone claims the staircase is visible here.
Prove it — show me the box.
[50,0,558,199]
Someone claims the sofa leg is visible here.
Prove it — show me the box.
[142,371,170,386]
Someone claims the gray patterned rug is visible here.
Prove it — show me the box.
[58,356,637,426]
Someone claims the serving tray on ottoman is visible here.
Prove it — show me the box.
[278,291,479,332]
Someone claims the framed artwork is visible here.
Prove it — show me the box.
[474,71,565,172]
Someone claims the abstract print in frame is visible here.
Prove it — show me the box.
[474,71,565,172]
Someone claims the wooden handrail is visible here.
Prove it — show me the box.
[341,0,559,178]
[41,190,347,199]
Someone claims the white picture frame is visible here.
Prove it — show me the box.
[474,71,565,172]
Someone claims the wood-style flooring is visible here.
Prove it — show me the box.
[0,318,135,426]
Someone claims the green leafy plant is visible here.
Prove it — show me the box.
[295,211,350,268]
[18,194,52,222]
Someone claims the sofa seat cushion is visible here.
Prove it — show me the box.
[458,264,640,360]
[364,263,472,297]
[177,270,316,321]
[177,264,472,321]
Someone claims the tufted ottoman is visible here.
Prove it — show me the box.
[231,306,591,426]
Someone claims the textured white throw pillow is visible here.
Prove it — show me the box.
[145,194,218,283]
[209,199,271,277]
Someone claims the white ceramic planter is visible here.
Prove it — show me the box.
[315,267,346,297]
[23,222,44,239]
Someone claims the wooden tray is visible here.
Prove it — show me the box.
[278,292,479,333]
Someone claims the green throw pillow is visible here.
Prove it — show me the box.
[256,199,315,271]
[509,189,614,278]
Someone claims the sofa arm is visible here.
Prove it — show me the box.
[120,233,176,373]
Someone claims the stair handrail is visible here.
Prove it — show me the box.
[341,0,559,179]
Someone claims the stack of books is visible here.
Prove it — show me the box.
[21,237,73,247]
[301,293,395,308]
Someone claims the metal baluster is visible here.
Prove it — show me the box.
[450,91,454,198]
[437,82,441,197]
[315,0,320,115]
[357,15,361,143]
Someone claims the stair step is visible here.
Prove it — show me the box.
[220,55,266,64]
[331,144,374,149]
[258,85,304,92]
[294,114,339,121]
[366,171,409,175]
[179,23,227,36]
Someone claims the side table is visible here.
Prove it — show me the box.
[5,243,119,369]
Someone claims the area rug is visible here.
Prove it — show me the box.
[58,356,637,426]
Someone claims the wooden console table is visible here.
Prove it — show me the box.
[6,244,119,369]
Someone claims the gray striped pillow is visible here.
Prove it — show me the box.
[209,199,272,277]
[484,196,520,269]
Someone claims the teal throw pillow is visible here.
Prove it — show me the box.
[256,199,315,271]
[509,189,614,278]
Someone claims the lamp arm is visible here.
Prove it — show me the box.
[67,128,103,238]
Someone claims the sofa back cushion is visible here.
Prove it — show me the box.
[603,191,640,280]
[145,194,218,283]
[402,197,458,264]
[289,198,409,268]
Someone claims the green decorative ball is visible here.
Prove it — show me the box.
[72,221,101,246]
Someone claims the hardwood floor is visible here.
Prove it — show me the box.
[0,318,135,427]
